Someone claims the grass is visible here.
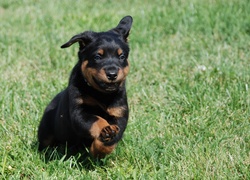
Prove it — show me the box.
[1,0,250,179]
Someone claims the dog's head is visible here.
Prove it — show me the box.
[61,16,133,93]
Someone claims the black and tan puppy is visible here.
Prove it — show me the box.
[38,16,133,158]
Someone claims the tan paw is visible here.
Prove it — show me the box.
[99,125,120,142]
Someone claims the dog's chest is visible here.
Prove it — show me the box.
[76,96,126,119]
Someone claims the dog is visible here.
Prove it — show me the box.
[38,16,133,158]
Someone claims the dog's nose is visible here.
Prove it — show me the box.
[105,66,119,81]
[106,71,118,81]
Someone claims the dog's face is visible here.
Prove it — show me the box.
[61,16,133,93]
[79,33,130,93]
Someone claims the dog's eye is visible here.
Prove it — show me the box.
[94,55,102,61]
[119,54,126,61]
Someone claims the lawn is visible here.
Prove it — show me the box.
[0,0,250,179]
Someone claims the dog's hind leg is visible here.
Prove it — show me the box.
[37,94,61,150]
[38,91,65,150]
[38,109,56,150]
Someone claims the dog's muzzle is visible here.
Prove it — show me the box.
[93,77,121,92]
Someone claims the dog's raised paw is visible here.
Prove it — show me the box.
[99,125,120,142]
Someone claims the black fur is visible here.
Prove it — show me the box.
[38,16,133,158]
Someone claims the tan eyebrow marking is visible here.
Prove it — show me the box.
[117,48,123,56]
[98,49,104,55]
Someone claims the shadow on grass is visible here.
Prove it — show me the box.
[31,141,107,170]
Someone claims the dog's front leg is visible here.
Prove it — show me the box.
[89,116,120,158]
[89,114,129,158]
[70,108,119,158]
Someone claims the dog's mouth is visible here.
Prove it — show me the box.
[93,77,121,92]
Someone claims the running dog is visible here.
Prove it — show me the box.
[38,16,133,158]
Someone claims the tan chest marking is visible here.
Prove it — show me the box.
[107,106,126,118]
[75,96,104,107]
[75,96,126,118]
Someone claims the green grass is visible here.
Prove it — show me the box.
[1,0,250,179]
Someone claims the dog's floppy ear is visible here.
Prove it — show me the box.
[61,31,94,49]
[111,16,133,42]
